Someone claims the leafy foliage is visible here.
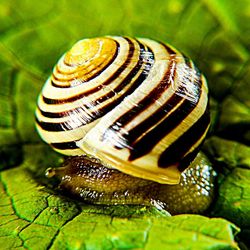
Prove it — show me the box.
[0,0,249,249]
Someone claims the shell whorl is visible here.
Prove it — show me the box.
[35,36,210,184]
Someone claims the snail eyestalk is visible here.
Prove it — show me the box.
[45,168,56,178]
[45,166,70,178]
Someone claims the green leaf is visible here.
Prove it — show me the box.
[0,159,239,249]
[0,0,250,249]
[204,137,250,227]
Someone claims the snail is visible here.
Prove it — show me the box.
[35,36,215,215]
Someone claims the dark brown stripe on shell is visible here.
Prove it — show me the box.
[160,42,177,55]
[51,141,79,150]
[42,38,134,104]
[38,109,71,119]
[177,145,202,172]
[36,40,155,132]
[122,94,183,148]
[89,40,150,106]
[158,109,210,168]
[39,40,151,119]
[35,116,70,131]
[127,76,202,161]
[129,74,202,161]
[101,51,177,143]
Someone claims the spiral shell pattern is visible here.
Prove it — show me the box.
[35,36,210,184]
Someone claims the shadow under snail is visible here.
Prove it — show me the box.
[35,36,216,215]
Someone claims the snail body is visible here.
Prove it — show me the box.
[36,36,214,214]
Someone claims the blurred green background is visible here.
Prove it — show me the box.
[0,0,250,249]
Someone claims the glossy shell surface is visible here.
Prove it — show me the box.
[35,36,210,184]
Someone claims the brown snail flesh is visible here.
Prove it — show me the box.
[35,36,215,215]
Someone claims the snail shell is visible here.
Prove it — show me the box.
[35,36,210,185]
